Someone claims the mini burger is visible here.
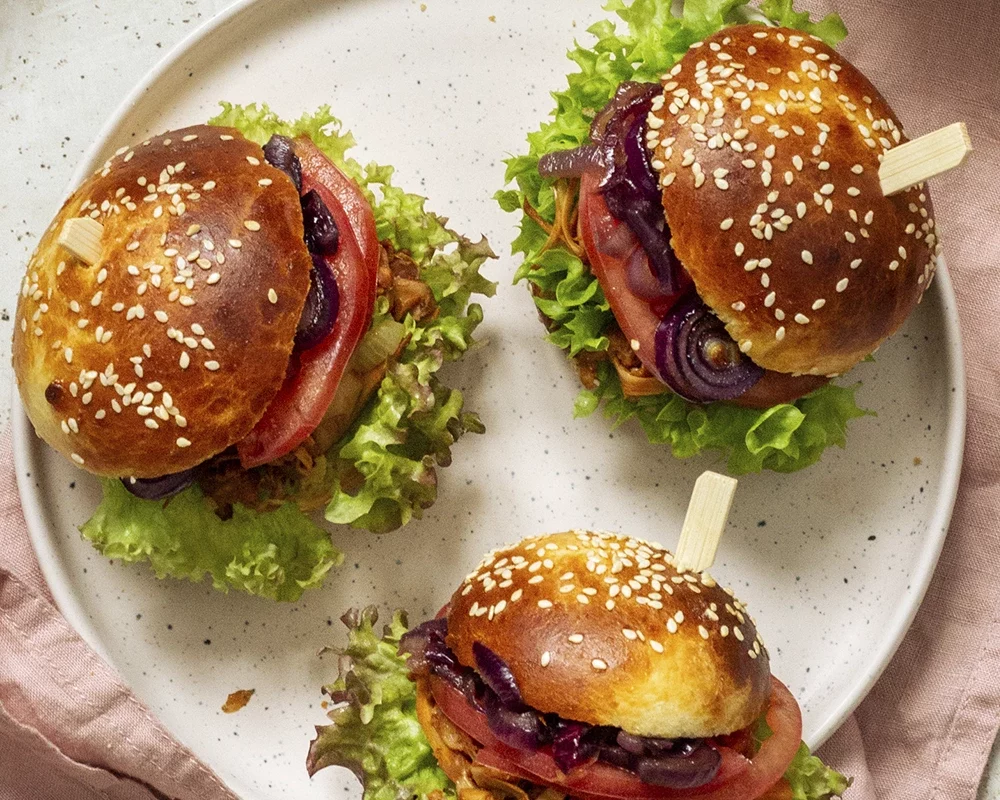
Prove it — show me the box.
[503,3,943,473]
[13,106,494,600]
[308,531,850,800]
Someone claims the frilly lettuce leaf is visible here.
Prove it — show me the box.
[81,480,341,602]
[213,103,496,532]
[783,742,852,800]
[499,0,863,475]
[307,608,455,800]
[576,362,868,475]
[758,0,848,47]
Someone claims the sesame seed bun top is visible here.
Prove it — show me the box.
[12,125,312,478]
[445,531,770,739]
[650,25,941,378]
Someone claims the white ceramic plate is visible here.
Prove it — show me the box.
[14,1,966,797]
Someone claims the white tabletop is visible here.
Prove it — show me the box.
[3,1,997,797]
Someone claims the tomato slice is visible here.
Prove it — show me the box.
[429,674,801,800]
[237,139,379,468]
[679,678,802,800]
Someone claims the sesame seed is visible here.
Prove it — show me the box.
[837,278,849,292]
[71,453,84,465]
[720,218,734,231]
[775,326,786,341]
[268,288,278,304]
[537,600,553,609]
[592,659,608,671]
[795,313,810,324]
[540,652,551,667]
[243,220,261,232]
[568,634,584,644]
[698,625,709,640]
[801,250,813,265]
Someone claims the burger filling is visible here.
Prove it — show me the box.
[308,609,850,800]
[400,617,800,798]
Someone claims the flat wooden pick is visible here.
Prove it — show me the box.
[879,122,971,196]
[674,471,738,573]
[57,217,104,265]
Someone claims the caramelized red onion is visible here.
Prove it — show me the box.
[473,641,525,709]
[261,135,342,354]
[654,291,764,402]
[295,254,340,352]
[537,145,602,179]
[636,743,722,790]
[301,189,340,256]
[401,618,722,789]
[538,82,685,298]
[551,721,599,773]
[121,469,194,500]
[263,134,302,192]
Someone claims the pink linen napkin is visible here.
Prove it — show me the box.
[1,3,999,800]
[0,428,237,799]
[811,2,1000,798]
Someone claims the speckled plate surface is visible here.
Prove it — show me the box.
[14,0,965,797]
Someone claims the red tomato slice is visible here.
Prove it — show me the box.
[677,678,802,800]
[430,674,801,800]
[237,140,379,468]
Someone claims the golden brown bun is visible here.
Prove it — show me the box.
[446,531,770,739]
[650,25,941,377]
[12,125,312,477]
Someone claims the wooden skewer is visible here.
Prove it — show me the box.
[57,217,104,265]
[674,471,738,574]
[879,122,971,197]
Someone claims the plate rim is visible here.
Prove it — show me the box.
[12,0,968,763]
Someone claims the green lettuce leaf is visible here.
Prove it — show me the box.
[784,742,852,800]
[500,0,866,474]
[577,362,867,475]
[82,480,341,602]
[758,0,848,47]
[213,103,496,532]
[307,608,455,800]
